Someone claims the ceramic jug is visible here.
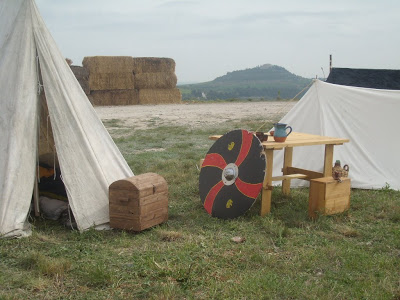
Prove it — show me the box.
[332,160,349,182]
[273,123,292,137]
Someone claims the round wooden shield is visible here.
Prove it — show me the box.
[199,129,266,219]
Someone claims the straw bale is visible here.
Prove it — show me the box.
[134,72,177,89]
[88,89,139,106]
[70,65,88,78]
[39,93,54,155]
[70,65,90,94]
[89,72,134,91]
[38,93,59,167]
[132,57,175,74]
[82,56,134,73]
[138,88,182,105]
[77,79,90,95]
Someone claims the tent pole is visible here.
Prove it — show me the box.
[34,173,40,217]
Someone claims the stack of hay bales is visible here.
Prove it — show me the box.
[83,56,138,105]
[133,57,181,105]
[80,56,181,105]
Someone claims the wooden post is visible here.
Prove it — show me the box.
[323,144,334,177]
[282,147,293,195]
[261,149,274,216]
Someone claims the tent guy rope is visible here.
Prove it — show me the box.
[253,79,314,133]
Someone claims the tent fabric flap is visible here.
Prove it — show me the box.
[30,0,133,231]
[0,0,134,237]
[273,80,400,190]
[0,0,37,238]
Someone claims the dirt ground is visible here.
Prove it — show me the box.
[94,101,296,130]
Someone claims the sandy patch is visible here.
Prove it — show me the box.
[95,101,296,130]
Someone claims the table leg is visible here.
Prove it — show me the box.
[308,144,335,219]
[282,147,293,195]
[261,149,274,216]
[323,145,334,177]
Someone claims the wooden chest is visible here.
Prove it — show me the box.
[109,173,168,231]
[309,177,351,218]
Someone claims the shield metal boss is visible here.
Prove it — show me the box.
[199,129,266,219]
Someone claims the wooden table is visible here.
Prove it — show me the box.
[210,132,349,216]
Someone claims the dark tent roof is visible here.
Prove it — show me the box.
[326,68,400,90]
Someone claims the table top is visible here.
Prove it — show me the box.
[209,132,350,150]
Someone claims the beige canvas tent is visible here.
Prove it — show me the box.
[272,79,400,190]
[0,0,133,237]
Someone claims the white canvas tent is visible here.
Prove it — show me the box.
[0,0,133,238]
[273,79,400,190]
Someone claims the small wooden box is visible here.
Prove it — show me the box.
[109,173,168,231]
[309,177,351,218]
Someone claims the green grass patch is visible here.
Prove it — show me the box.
[1,116,400,299]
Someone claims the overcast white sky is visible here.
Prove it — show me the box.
[36,0,400,83]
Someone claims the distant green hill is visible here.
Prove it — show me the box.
[179,64,312,100]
